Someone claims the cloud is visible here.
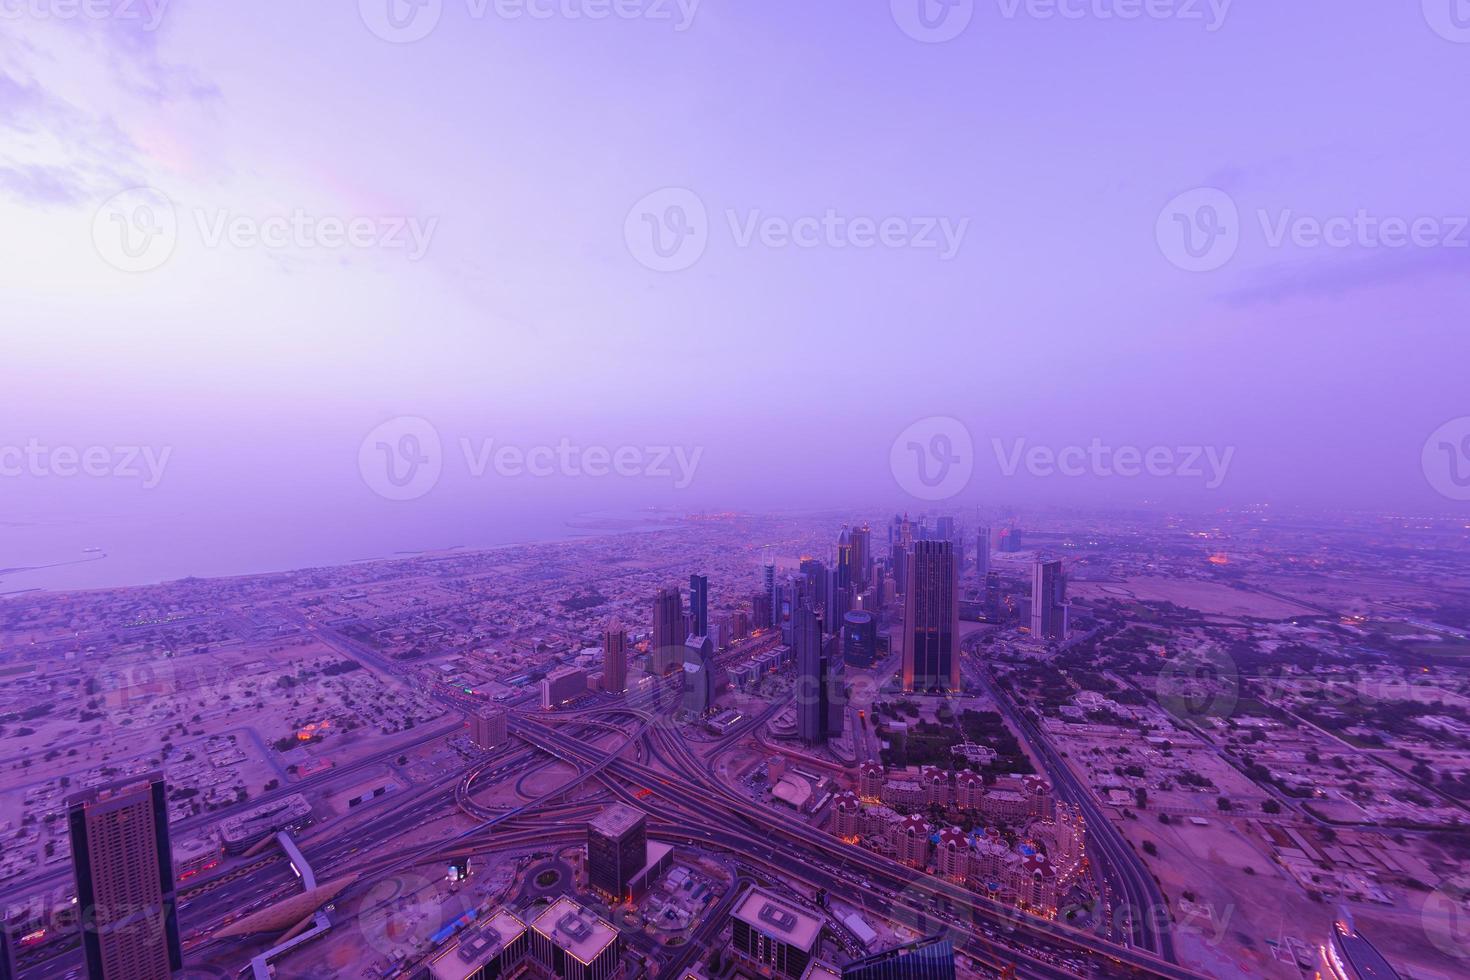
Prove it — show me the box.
[1220,245,1470,307]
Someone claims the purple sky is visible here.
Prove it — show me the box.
[2,1,1468,577]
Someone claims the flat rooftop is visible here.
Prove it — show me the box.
[428,909,526,980]
[530,897,618,965]
[732,887,823,952]
[589,803,647,839]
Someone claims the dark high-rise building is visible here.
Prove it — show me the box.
[603,619,628,694]
[689,573,709,638]
[652,586,684,675]
[984,571,1002,620]
[842,610,877,667]
[975,526,990,582]
[586,804,648,902]
[1031,558,1068,641]
[890,542,908,597]
[682,634,717,715]
[0,927,14,980]
[935,515,955,545]
[902,540,960,693]
[850,523,871,589]
[752,592,773,632]
[762,556,777,627]
[794,605,827,745]
[67,772,182,980]
[730,887,823,980]
[841,935,956,980]
[836,527,853,592]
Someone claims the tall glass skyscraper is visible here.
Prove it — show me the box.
[902,540,960,692]
[841,936,956,980]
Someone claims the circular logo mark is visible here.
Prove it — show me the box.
[891,416,973,501]
[1156,187,1240,272]
[891,0,975,43]
[1423,417,1470,501]
[1157,648,1239,724]
[359,0,443,43]
[1423,876,1470,959]
[624,187,708,272]
[359,416,442,501]
[1423,0,1470,43]
[93,186,177,273]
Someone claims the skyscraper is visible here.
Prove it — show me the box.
[975,525,990,582]
[842,610,877,668]
[762,555,777,628]
[688,573,709,638]
[1031,559,1068,642]
[841,935,956,980]
[603,619,628,695]
[836,527,853,593]
[469,704,509,749]
[902,540,960,693]
[794,605,828,746]
[850,523,871,590]
[682,634,717,716]
[586,804,648,902]
[68,773,182,980]
[652,586,684,675]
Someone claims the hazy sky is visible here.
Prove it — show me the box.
[2,0,1468,579]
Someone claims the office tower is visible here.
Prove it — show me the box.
[752,592,772,632]
[975,526,990,581]
[587,804,648,902]
[824,634,845,738]
[425,909,529,980]
[68,773,182,980]
[0,927,13,980]
[794,605,829,746]
[837,526,854,587]
[984,571,1002,620]
[762,555,777,627]
[842,610,877,667]
[689,573,709,638]
[850,523,871,589]
[902,540,960,693]
[900,514,913,550]
[890,542,907,597]
[935,515,955,545]
[652,586,684,675]
[998,526,1022,553]
[1030,559,1068,641]
[729,887,822,980]
[528,898,622,980]
[824,570,851,632]
[603,619,628,695]
[682,634,717,716]
[841,935,957,980]
[469,704,509,749]
[541,666,588,709]
[800,557,828,613]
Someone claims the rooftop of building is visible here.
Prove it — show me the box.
[732,887,823,952]
[530,897,618,965]
[428,909,526,980]
[588,803,647,839]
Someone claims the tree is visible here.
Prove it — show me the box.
[1262,799,1281,814]
[1217,796,1233,811]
